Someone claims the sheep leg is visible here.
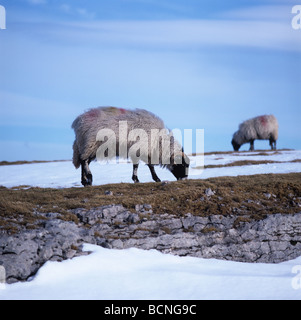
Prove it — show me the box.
[81,159,93,186]
[148,164,161,182]
[270,138,276,150]
[249,140,255,151]
[132,164,140,183]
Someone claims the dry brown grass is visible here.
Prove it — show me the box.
[191,149,293,156]
[0,160,69,166]
[204,159,301,169]
[0,173,300,233]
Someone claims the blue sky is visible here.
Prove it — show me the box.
[0,0,300,161]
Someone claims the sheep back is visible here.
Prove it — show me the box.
[233,115,278,145]
[72,107,182,166]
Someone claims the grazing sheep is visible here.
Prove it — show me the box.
[231,115,279,151]
[72,107,190,186]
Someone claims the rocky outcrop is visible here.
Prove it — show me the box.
[0,204,301,283]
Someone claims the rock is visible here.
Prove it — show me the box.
[1,204,301,284]
[127,214,140,224]
[144,204,152,210]
[135,204,152,213]
[0,219,92,283]
[205,188,215,197]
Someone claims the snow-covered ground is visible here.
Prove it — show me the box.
[0,150,300,189]
[1,244,301,300]
[0,150,301,300]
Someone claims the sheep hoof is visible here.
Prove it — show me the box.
[82,176,93,187]
[132,176,140,183]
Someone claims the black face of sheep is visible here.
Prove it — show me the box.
[170,162,189,180]
[231,139,241,151]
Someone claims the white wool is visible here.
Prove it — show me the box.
[72,107,186,168]
[232,115,278,148]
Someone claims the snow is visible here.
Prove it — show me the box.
[0,244,300,300]
[0,150,300,189]
[0,150,301,300]
[204,150,301,165]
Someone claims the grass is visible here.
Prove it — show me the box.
[0,173,300,233]
[0,160,70,166]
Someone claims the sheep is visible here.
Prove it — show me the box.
[231,115,279,151]
[72,107,190,186]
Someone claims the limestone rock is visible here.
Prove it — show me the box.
[0,204,300,284]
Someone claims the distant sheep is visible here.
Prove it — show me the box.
[231,115,279,151]
[72,107,190,186]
